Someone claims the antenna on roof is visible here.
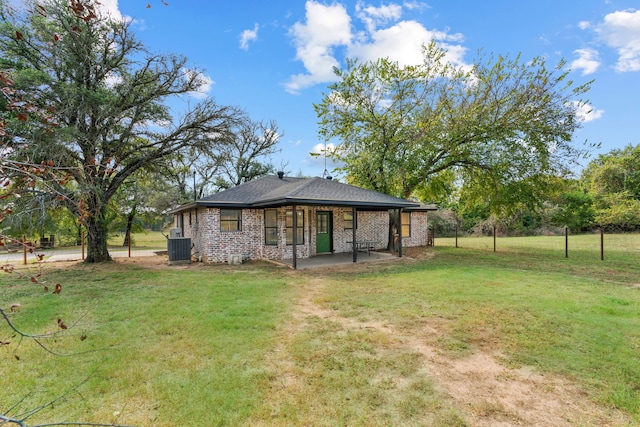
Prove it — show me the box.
[322,142,329,179]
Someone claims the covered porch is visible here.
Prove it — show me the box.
[285,203,408,269]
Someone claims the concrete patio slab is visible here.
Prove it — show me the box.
[277,250,397,270]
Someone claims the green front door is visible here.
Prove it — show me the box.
[316,211,332,253]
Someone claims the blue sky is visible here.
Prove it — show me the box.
[98,1,640,177]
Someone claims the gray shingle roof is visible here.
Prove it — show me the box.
[191,175,424,210]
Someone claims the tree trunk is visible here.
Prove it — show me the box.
[85,214,112,263]
[122,205,137,247]
[387,209,400,252]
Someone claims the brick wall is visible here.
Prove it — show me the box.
[402,211,429,247]
[329,209,389,253]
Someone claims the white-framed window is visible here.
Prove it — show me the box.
[264,209,278,245]
[220,209,242,232]
[401,212,411,237]
[286,210,304,244]
[343,211,357,230]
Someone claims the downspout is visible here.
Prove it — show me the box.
[398,208,403,258]
[352,206,357,263]
[292,203,297,269]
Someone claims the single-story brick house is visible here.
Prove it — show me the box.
[169,173,436,268]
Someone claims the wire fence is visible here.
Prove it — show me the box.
[429,226,640,263]
[0,232,168,265]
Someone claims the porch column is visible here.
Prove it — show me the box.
[292,203,298,269]
[352,206,357,263]
[398,208,403,258]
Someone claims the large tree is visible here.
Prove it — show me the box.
[0,0,243,261]
[315,43,593,214]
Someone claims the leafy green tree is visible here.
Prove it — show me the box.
[582,144,640,231]
[552,188,595,232]
[0,0,242,262]
[412,169,458,209]
[315,43,592,246]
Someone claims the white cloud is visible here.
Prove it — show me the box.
[286,0,469,93]
[350,20,467,68]
[240,24,259,50]
[285,1,352,94]
[572,101,604,123]
[310,142,335,155]
[403,1,430,12]
[578,20,591,30]
[596,9,640,72]
[309,142,341,174]
[355,1,402,33]
[92,0,144,27]
[95,0,125,22]
[182,68,215,99]
[570,48,601,75]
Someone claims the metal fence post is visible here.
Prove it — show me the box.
[455,223,458,248]
[493,226,496,252]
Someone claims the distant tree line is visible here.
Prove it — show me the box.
[429,143,640,236]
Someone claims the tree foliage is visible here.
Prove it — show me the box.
[315,43,592,215]
[551,187,595,232]
[0,0,243,262]
[582,144,640,231]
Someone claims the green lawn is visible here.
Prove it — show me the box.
[1,234,639,425]
[107,230,168,249]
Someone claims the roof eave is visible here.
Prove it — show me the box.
[404,204,438,212]
[167,202,197,215]
[195,201,253,209]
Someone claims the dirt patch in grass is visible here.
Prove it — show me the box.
[406,339,629,426]
[269,273,632,426]
[44,253,187,270]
